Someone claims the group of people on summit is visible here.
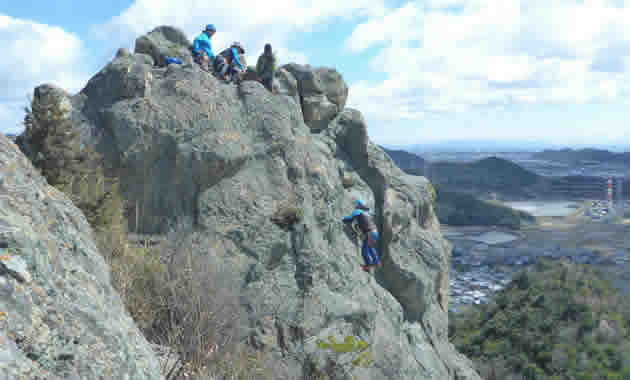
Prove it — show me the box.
[191,24,276,91]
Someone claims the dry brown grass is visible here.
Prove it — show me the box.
[143,223,238,378]
[143,222,296,380]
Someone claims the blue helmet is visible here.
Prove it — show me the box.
[355,199,369,210]
[205,24,216,32]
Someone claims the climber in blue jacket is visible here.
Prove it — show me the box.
[192,24,216,71]
[343,200,380,271]
[214,42,246,82]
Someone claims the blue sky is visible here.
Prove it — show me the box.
[1,0,630,149]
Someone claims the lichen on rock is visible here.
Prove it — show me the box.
[0,134,163,379]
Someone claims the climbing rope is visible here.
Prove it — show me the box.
[351,223,363,262]
[352,223,363,242]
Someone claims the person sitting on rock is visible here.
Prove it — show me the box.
[237,52,248,78]
[342,199,380,271]
[256,43,277,92]
[192,24,216,72]
[214,42,246,83]
[236,46,248,83]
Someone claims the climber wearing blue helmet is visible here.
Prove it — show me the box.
[214,42,246,83]
[343,200,380,271]
[193,24,216,71]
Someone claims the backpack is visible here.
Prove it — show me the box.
[164,56,183,65]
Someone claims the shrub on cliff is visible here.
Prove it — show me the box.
[146,224,247,378]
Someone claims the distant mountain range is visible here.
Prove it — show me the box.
[382,146,538,227]
[533,148,630,164]
[382,146,541,198]
[4,133,17,142]
[383,140,630,153]
[382,146,630,201]
[378,146,426,171]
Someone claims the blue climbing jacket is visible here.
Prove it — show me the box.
[232,47,244,70]
[343,209,364,223]
[221,48,245,71]
[193,32,214,59]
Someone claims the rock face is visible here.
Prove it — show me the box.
[82,52,154,107]
[275,66,300,105]
[284,63,348,131]
[134,25,194,67]
[0,136,163,379]
[18,26,480,379]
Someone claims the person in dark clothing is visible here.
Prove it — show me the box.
[256,43,277,92]
[342,199,380,271]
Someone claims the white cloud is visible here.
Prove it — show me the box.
[0,101,25,134]
[345,3,423,52]
[0,14,91,134]
[95,0,387,68]
[345,0,630,127]
[0,15,87,99]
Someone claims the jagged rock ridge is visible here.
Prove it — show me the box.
[12,25,481,379]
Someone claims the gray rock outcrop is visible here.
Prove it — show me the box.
[275,67,300,106]
[0,135,163,379]
[81,52,154,108]
[284,63,348,131]
[16,25,481,379]
[134,25,194,67]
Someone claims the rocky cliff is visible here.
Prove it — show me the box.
[13,26,481,379]
[0,137,162,378]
